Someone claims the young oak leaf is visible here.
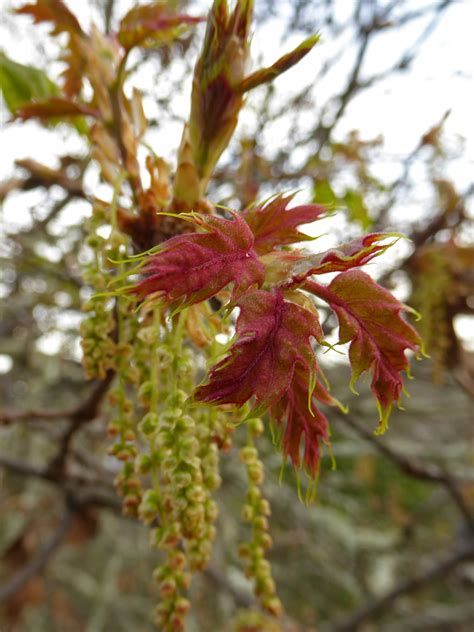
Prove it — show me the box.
[306,270,422,433]
[16,0,84,36]
[271,368,336,478]
[16,2,86,97]
[195,288,322,410]
[242,193,327,255]
[261,233,399,287]
[132,212,264,309]
[239,34,320,93]
[118,4,204,51]
[15,98,99,121]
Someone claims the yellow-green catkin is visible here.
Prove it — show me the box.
[108,300,142,516]
[412,249,451,382]
[239,418,283,617]
[131,312,200,631]
[80,203,117,379]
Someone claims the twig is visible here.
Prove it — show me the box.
[0,453,121,512]
[46,370,115,478]
[1,371,115,478]
[314,24,371,156]
[0,503,76,604]
[104,0,115,34]
[332,540,474,632]
[0,454,51,480]
[0,407,67,427]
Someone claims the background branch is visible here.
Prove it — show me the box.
[335,412,474,532]
[0,503,76,604]
[332,540,474,632]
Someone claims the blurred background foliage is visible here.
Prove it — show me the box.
[0,0,473,631]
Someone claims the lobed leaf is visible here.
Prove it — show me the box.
[313,179,338,207]
[15,98,99,121]
[195,288,322,409]
[133,212,264,309]
[16,0,84,35]
[17,1,86,98]
[262,233,398,287]
[306,270,422,432]
[0,51,58,114]
[343,189,372,230]
[271,368,335,478]
[242,193,326,255]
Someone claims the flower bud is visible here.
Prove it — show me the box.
[239,446,258,464]
[248,417,264,436]
[159,578,177,597]
[248,462,264,484]
[135,453,152,473]
[138,412,159,436]
[241,504,254,522]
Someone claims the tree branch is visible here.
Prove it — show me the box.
[0,454,51,480]
[0,407,67,427]
[335,412,474,532]
[46,369,116,478]
[0,503,76,604]
[0,453,121,512]
[332,540,474,632]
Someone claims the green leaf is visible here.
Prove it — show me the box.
[0,51,59,114]
[343,188,372,230]
[313,179,338,207]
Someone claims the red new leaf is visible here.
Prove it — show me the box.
[118,4,204,50]
[16,0,84,35]
[17,2,86,97]
[308,233,399,275]
[16,98,98,121]
[243,193,326,254]
[271,368,335,478]
[195,288,322,409]
[133,212,264,309]
[261,233,398,287]
[306,270,422,432]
